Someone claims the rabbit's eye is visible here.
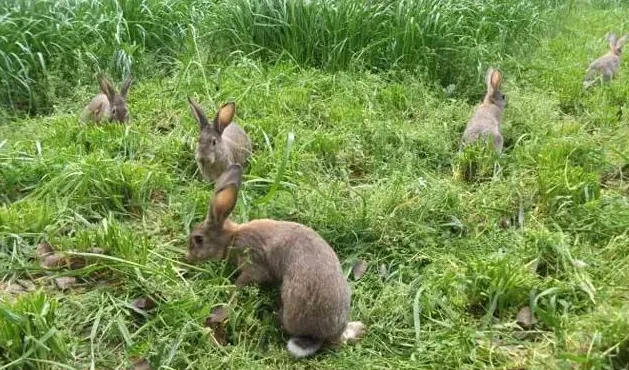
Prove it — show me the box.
[211,138,217,146]
[191,234,203,249]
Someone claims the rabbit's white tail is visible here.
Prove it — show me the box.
[287,336,323,358]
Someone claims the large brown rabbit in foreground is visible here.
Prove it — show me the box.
[187,98,251,182]
[461,68,506,153]
[584,32,629,89]
[80,75,133,124]
[187,164,366,358]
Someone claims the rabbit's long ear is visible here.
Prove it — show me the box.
[608,33,618,50]
[120,75,133,98]
[188,96,210,130]
[485,68,496,93]
[213,102,235,136]
[490,70,503,91]
[209,164,242,226]
[98,75,116,102]
[616,35,628,52]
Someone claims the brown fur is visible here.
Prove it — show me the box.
[584,32,629,89]
[461,68,506,153]
[187,98,252,182]
[80,75,133,124]
[187,165,364,357]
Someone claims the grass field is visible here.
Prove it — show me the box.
[2,0,629,369]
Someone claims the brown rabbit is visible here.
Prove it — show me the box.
[461,68,506,153]
[584,32,629,89]
[187,98,252,182]
[80,75,133,123]
[187,164,366,358]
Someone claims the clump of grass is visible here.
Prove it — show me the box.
[210,0,554,92]
[0,291,68,369]
[1,0,559,116]
[453,142,503,182]
[30,156,172,220]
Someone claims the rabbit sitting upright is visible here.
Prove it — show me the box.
[80,75,133,124]
[187,98,252,182]
[187,164,366,358]
[461,68,507,153]
[584,32,628,89]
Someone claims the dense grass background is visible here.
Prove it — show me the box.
[2,0,629,369]
[1,0,556,117]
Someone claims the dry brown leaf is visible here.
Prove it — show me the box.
[4,283,26,294]
[66,256,87,269]
[41,254,66,269]
[37,242,54,259]
[352,260,368,280]
[204,305,230,346]
[16,279,36,291]
[205,323,228,346]
[516,306,538,329]
[207,306,229,324]
[131,297,157,311]
[131,357,151,370]
[54,276,77,290]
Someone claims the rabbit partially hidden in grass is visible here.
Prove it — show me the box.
[584,32,629,89]
[80,75,132,124]
[187,98,252,182]
[461,68,506,153]
[187,164,366,358]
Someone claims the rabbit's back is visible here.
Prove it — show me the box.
[240,220,351,340]
[463,106,501,142]
[281,231,350,340]
[588,54,620,79]
[82,93,111,122]
[222,122,252,166]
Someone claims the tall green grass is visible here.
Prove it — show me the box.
[210,0,552,87]
[0,0,195,115]
[1,0,558,117]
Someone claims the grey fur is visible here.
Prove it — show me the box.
[187,98,252,182]
[461,68,506,153]
[187,165,365,358]
[80,75,133,124]
[584,32,629,89]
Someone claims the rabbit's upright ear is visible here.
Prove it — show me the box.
[213,102,235,135]
[98,75,116,101]
[209,164,242,226]
[616,35,628,53]
[485,68,497,93]
[120,75,133,98]
[188,96,210,130]
[608,33,618,50]
[490,70,503,91]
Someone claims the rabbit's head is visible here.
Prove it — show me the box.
[188,98,235,165]
[483,68,506,110]
[99,75,132,123]
[608,33,628,56]
[187,164,242,263]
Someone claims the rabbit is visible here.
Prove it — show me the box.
[187,164,366,358]
[80,75,133,124]
[461,68,506,154]
[187,97,252,182]
[584,32,629,89]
